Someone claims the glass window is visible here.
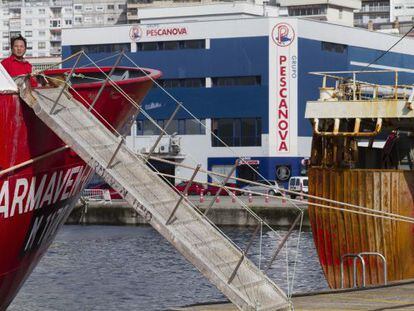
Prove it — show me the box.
[178,119,185,135]
[165,119,178,135]
[136,120,143,135]
[24,31,32,37]
[212,76,261,87]
[140,42,158,51]
[38,42,46,49]
[25,19,32,26]
[212,118,261,147]
[182,39,205,49]
[107,4,115,10]
[185,119,201,134]
[143,120,159,135]
[163,41,179,50]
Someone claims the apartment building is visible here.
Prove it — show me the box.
[0,0,127,58]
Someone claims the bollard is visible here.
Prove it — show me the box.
[231,191,236,203]
[265,194,269,203]
[200,190,205,203]
[248,192,253,203]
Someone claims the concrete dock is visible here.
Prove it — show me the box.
[172,279,414,310]
[67,196,309,227]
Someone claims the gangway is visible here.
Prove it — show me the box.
[21,85,289,311]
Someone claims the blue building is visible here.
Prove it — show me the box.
[62,17,414,186]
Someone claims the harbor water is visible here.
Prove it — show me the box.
[9,225,328,311]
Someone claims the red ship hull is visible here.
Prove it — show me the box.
[0,66,160,309]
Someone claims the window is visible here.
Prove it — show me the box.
[50,20,61,28]
[85,5,93,12]
[136,39,205,51]
[96,5,104,11]
[65,19,72,25]
[10,31,20,38]
[288,5,327,16]
[25,19,32,26]
[74,5,82,11]
[38,30,46,36]
[38,42,46,49]
[118,4,126,10]
[84,17,92,23]
[38,8,46,14]
[212,76,261,87]
[71,43,130,54]
[3,44,9,50]
[155,78,205,88]
[107,17,115,22]
[3,21,8,27]
[74,17,82,23]
[24,31,32,37]
[27,41,32,50]
[136,119,205,135]
[107,4,115,10]
[26,9,32,14]
[2,32,9,38]
[182,39,205,49]
[212,118,262,147]
[321,41,347,53]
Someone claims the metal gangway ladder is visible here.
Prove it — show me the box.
[21,85,289,311]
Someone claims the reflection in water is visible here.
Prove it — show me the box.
[10,225,327,311]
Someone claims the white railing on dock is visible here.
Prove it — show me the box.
[81,189,112,202]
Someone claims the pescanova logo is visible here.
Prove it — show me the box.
[271,23,295,47]
[130,26,143,41]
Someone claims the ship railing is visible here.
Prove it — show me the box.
[309,69,414,102]
[340,252,387,289]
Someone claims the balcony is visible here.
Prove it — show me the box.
[9,19,21,30]
[50,47,62,55]
[50,35,62,42]
[357,5,390,13]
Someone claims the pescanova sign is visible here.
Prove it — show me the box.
[130,25,188,41]
[271,22,297,154]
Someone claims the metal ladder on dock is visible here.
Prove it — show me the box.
[23,86,289,311]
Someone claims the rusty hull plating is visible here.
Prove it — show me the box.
[306,70,414,289]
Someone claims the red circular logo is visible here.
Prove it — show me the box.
[129,26,142,42]
[272,23,295,47]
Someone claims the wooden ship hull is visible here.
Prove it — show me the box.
[305,70,414,289]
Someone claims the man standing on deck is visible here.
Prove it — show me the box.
[1,35,36,86]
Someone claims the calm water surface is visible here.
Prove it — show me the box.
[10,225,327,311]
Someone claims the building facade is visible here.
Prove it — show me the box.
[278,0,361,26]
[0,0,74,58]
[0,0,127,59]
[62,17,414,186]
[354,0,391,28]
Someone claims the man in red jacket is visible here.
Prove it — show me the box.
[1,35,36,86]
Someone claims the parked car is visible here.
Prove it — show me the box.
[288,176,308,198]
[206,183,240,196]
[175,181,207,195]
[241,180,282,196]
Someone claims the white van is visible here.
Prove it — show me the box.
[288,176,308,198]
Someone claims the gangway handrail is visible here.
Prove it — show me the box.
[341,252,387,288]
